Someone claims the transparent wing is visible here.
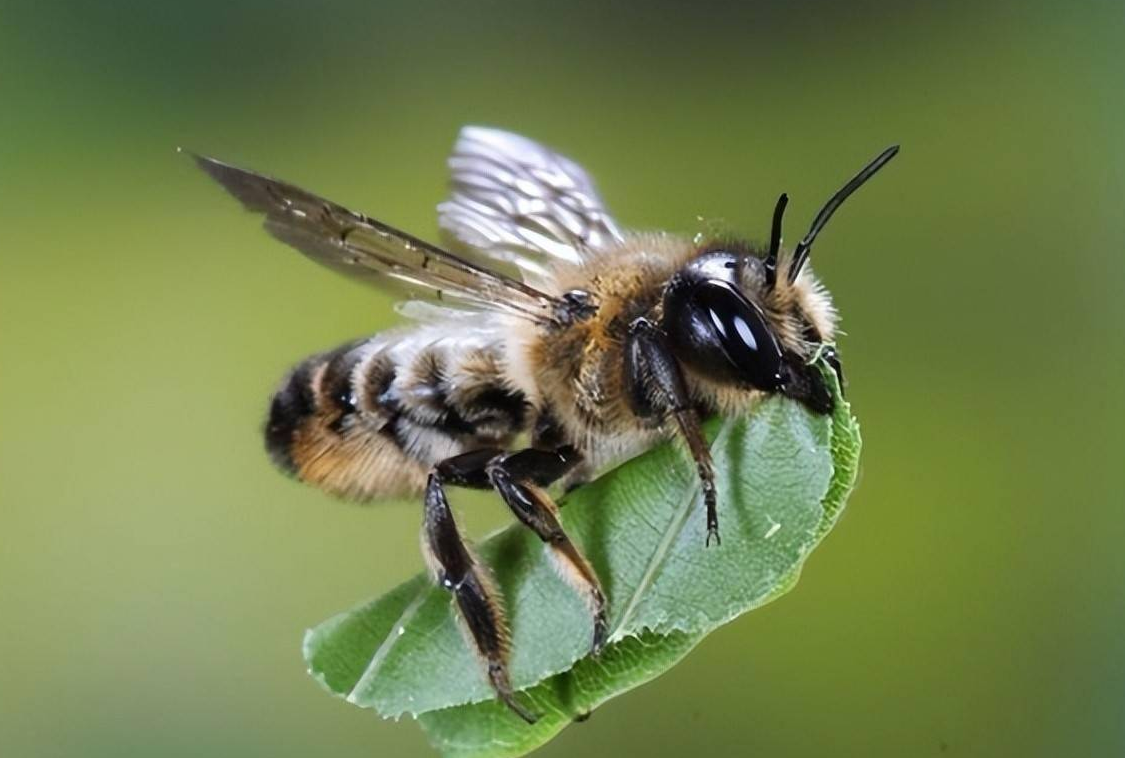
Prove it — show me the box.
[437,126,624,282]
[191,152,563,323]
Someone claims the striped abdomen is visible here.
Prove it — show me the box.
[265,324,531,501]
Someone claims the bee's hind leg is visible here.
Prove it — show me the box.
[424,445,607,723]
[424,445,608,722]
[423,449,538,724]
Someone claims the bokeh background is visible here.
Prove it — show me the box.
[3,1,1123,756]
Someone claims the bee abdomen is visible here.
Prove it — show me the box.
[264,357,319,475]
[265,327,531,502]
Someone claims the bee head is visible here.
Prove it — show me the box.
[660,145,898,414]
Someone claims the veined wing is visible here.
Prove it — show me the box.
[437,127,624,285]
[190,152,565,323]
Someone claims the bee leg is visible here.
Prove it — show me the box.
[821,344,846,392]
[485,447,608,655]
[534,413,594,495]
[424,450,538,724]
[625,317,720,546]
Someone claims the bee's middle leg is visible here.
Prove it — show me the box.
[423,445,606,724]
[485,446,608,654]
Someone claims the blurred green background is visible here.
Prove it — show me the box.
[2,1,1123,755]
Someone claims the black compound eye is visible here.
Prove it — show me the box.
[689,280,784,390]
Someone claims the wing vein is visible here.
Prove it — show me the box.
[190,150,563,324]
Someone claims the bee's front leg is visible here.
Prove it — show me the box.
[625,317,720,546]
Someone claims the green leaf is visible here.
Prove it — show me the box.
[303,365,861,755]
[418,631,704,758]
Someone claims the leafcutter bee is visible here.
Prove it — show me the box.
[190,128,897,721]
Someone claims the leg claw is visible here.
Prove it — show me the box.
[706,526,722,547]
[591,612,608,657]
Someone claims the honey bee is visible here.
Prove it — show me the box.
[191,128,897,722]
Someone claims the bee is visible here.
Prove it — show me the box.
[191,128,897,722]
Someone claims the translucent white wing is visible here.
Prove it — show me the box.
[437,127,624,282]
[191,152,565,324]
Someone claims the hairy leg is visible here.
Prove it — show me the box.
[486,447,607,652]
[422,445,606,722]
[625,317,720,545]
[422,453,537,723]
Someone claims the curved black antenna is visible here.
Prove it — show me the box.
[787,144,899,284]
[763,192,788,287]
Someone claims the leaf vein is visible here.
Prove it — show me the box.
[609,418,737,640]
[346,586,429,704]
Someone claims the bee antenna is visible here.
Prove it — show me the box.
[763,192,788,287]
[787,144,899,284]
